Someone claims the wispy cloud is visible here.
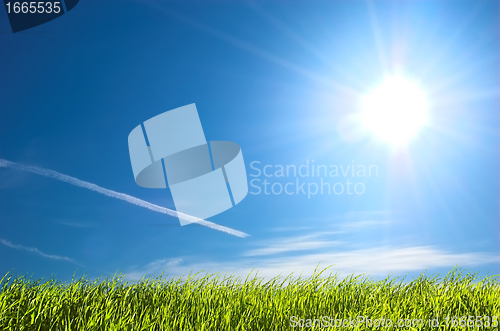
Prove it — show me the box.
[123,212,498,280]
[125,245,499,281]
[125,258,184,281]
[269,226,313,232]
[0,158,249,238]
[276,211,392,233]
[339,219,390,230]
[0,238,81,266]
[267,213,391,241]
[244,232,342,257]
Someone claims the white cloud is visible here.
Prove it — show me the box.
[124,245,499,281]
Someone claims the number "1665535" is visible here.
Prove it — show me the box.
[5,2,62,14]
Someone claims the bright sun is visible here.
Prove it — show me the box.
[361,76,429,146]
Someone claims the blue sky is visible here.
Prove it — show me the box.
[0,0,498,283]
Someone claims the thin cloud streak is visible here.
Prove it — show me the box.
[339,219,390,230]
[244,233,342,257]
[0,238,81,265]
[0,159,249,238]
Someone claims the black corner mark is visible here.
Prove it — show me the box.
[3,0,79,33]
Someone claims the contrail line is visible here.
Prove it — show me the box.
[0,159,249,238]
[0,238,82,266]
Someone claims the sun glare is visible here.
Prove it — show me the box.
[361,76,429,146]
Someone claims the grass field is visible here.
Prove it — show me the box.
[0,266,499,330]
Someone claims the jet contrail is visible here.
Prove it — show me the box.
[0,159,249,238]
[0,238,82,266]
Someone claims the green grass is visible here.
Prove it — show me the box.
[0,266,499,330]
